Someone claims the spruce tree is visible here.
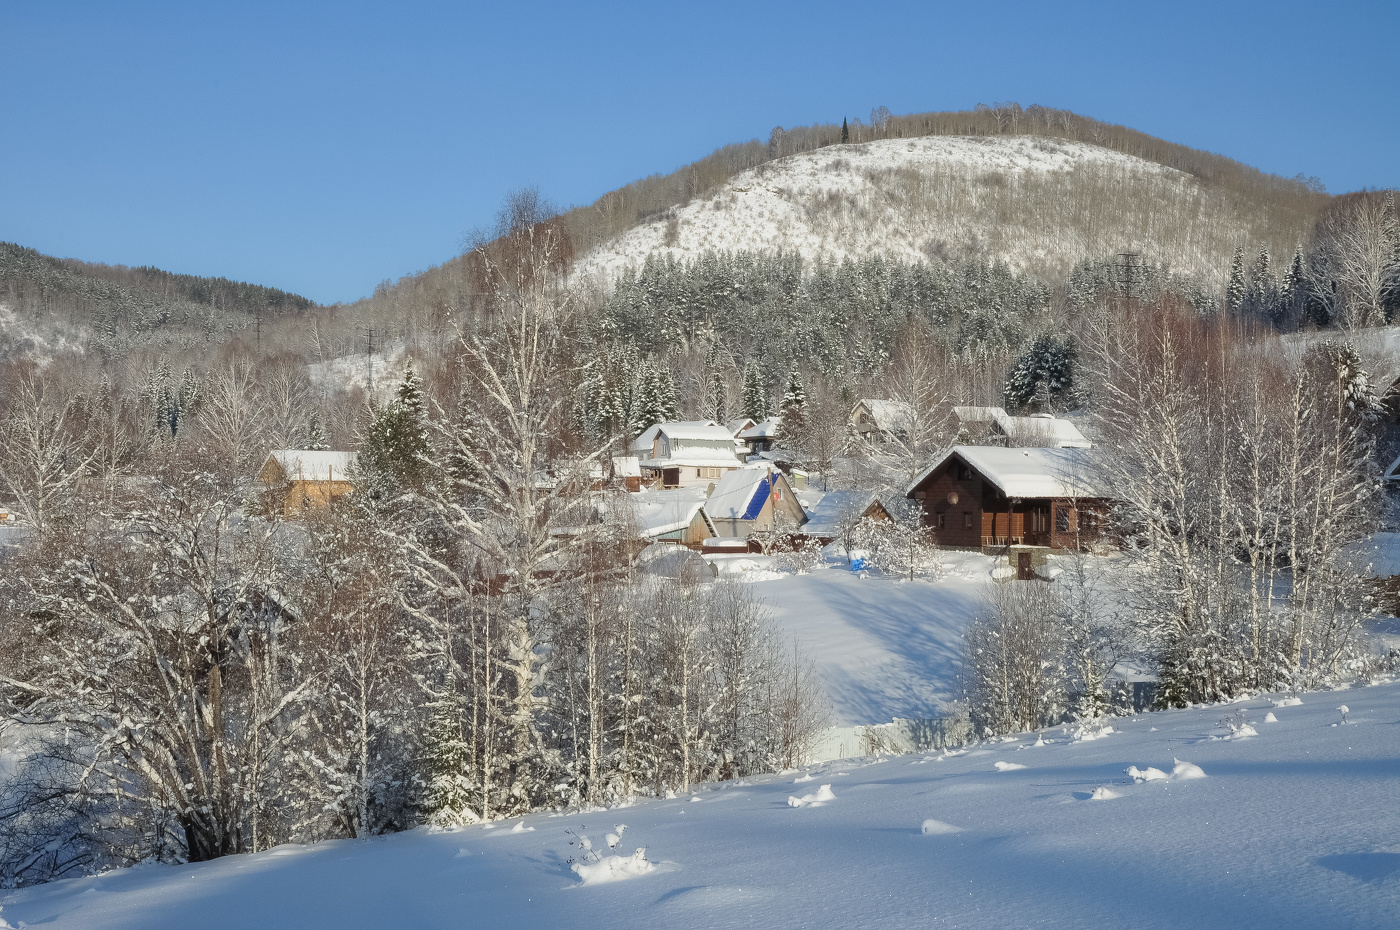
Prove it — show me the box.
[1225,247,1247,316]
[841,117,849,145]
[741,366,768,422]
[631,363,664,434]
[1003,336,1074,412]
[422,692,478,827]
[1281,248,1306,327]
[708,370,728,423]
[304,411,329,451]
[656,363,679,422]
[360,362,433,494]
[777,364,807,447]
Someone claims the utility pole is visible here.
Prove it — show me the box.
[361,325,376,391]
[1115,252,1142,307]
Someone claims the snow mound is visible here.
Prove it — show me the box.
[1089,786,1122,801]
[788,784,837,808]
[572,848,655,886]
[510,820,534,833]
[1071,723,1115,742]
[920,819,965,835]
[793,773,816,783]
[1171,759,1207,781]
[994,761,1027,772]
[1126,766,1169,783]
[1273,697,1304,707]
[1264,712,1279,723]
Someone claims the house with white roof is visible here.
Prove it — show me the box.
[624,486,717,546]
[258,450,358,515]
[906,445,1109,550]
[630,420,745,488]
[849,399,915,445]
[703,465,808,538]
[738,416,781,454]
[951,406,1091,448]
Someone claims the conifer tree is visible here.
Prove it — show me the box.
[1281,248,1306,327]
[1003,335,1074,412]
[656,363,679,422]
[741,366,768,422]
[1225,247,1247,316]
[421,691,478,827]
[777,364,807,447]
[841,117,849,145]
[359,362,433,494]
[631,363,665,434]
[304,410,329,451]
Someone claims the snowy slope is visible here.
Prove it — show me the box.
[574,135,1253,285]
[6,680,1397,929]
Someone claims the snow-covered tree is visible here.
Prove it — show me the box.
[1003,334,1074,412]
[741,366,768,421]
[1225,247,1247,317]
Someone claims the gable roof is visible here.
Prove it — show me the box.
[800,489,886,537]
[953,405,1008,422]
[906,446,1104,499]
[996,414,1091,448]
[630,420,731,452]
[264,450,357,481]
[854,399,915,432]
[626,486,713,538]
[726,417,757,437]
[739,416,781,440]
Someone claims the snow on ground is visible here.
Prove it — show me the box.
[306,343,407,397]
[725,551,995,725]
[574,135,1188,285]
[7,679,1398,930]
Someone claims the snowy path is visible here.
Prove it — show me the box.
[6,681,1398,929]
[747,556,991,724]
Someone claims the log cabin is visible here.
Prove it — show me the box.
[258,450,357,516]
[905,446,1109,550]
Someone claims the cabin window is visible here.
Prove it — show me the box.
[956,462,973,481]
[1056,505,1071,533]
[963,512,973,529]
[936,513,947,529]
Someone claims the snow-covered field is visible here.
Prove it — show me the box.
[7,679,1397,929]
[572,135,1239,286]
[724,551,995,725]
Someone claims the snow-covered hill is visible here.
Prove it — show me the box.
[575,135,1290,287]
[6,680,1397,929]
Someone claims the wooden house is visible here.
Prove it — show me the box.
[625,486,717,547]
[631,420,745,488]
[703,466,808,538]
[258,450,357,516]
[849,399,914,445]
[738,417,781,455]
[905,446,1108,550]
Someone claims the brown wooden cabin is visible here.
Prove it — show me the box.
[906,446,1109,550]
[258,450,357,516]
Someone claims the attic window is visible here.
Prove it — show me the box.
[956,462,973,481]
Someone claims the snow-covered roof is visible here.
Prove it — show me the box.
[626,487,712,538]
[801,489,884,537]
[854,399,914,432]
[705,467,778,522]
[907,446,1104,499]
[726,417,757,437]
[265,450,357,480]
[953,405,1008,422]
[656,421,731,442]
[612,455,642,478]
[739,417,781,439]
[996,414,1091,449]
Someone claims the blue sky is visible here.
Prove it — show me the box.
[3,1,1397,304]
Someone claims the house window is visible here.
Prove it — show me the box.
[936,513,947,529]
[963,512,973,530]
[956,462,973,481]
[1056,505,1071,533]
